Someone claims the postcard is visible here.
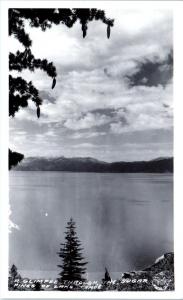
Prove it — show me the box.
[0,0,183,299]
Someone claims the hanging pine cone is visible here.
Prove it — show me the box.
[82,24,87,38]
[107,24,111,39]
[52,77,56,89]
[37,105,40,118]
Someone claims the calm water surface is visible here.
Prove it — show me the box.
[9,172,173,280]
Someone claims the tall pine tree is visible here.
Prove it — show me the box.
[57,218,88,282]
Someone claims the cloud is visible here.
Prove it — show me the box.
[110,83,173,134]
[71,131,106,139]
[90,108,116,117]
[39,90,57,104]
[126,51,173,87]
[104,68,112,78]
[9,9,173,161]
[72,142,99,149]
[45,130,57,137]
[63,112,111,130]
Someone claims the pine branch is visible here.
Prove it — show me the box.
[9,49,57,78]
[9,75,42,117]
[9,9,32,47]
[9,8,114,45]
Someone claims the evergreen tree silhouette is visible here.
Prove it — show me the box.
[57,218,88,282]
[8,264,21,290]
[103,267,111,282]
[101,267,111,290]
[9,9,114,169]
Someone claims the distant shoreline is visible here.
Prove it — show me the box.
[13,157,173,173]
[12,170,173,174]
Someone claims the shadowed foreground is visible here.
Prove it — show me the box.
[9,252,174,291]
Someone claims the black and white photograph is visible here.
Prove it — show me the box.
[8,5,174,293]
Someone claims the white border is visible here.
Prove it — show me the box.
[1,1,183,299]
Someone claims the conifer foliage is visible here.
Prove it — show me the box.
[8,264,21,290]
[9,8,114,169]
[9,149,24,170]
[103,267,111,282]
[57,218,88,282]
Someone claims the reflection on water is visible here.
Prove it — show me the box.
[9,172,173,280]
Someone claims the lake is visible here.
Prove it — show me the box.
[9,171,173,281]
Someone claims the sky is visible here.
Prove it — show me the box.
[9,9,173,162]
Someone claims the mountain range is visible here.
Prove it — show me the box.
[13,156,173,173]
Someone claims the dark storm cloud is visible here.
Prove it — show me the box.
[126,50,173,88]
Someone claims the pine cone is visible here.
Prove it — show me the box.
[37,106,40,118]
[52,77,56,89]
[107,24,110,39]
